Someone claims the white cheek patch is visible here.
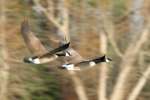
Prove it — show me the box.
[65,52,70,56]
[89,61,96,67]
[106,58,110,62]
[55,55,58,58]
[33,58,41,64]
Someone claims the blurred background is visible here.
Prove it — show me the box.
[0,0,150,100]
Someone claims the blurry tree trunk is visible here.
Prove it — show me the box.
[0,0,9,100]
[98,32,108,100]
[96,9,108,100]
[97,1,112,99]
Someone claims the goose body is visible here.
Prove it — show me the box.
[24,42,70,64]
[61,55,112,70]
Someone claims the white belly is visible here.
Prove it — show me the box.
[62,64,80,70]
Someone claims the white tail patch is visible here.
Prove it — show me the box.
[62,64,80,70]
[65,52,70,56]
[89,61,96,67]
[33,58,41,64]
[105,58,110,62]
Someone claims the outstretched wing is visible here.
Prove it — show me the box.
[21,18,47,55]
[39,42,70,58]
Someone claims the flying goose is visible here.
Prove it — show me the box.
[47,33,112,70]
[24,42,70,64]
[21,19,71,64]
[21,19,112,68]
[60,55,112,70]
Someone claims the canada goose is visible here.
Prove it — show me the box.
[60,55,112,70]
[21,19,111,68]
[24,42,70,64]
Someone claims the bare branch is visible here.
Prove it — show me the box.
[5,59,23,64]
[33,0,70,43]
[100,14,123,58]
[124,24,149,56]
[0,0,9,99]
[139,52,144,67]
[97,32,108,100]
[68,71,88,100]
[103,27,123,58]
[33,0,61,28]
[127,64,150,100]
[60,0,70,43]
[110,23,149,100]
[47,0,54,16]
[110,66,131,100]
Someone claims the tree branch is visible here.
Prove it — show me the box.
[127,64,150,100]
[110,23,149,100]
[100,14,123,58]
[33,0,70,43]
[69,71,88,100]
[0,0,9,99]
[97,32,108,100]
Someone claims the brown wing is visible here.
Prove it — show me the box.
[21,18,47,55]
[65,48,84,63]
